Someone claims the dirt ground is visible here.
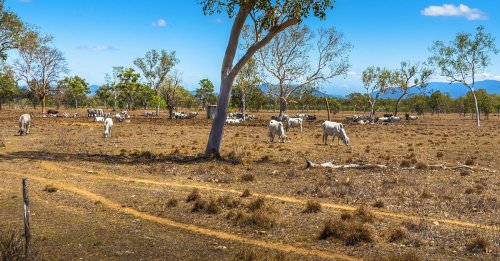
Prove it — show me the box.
[0,108,498,260]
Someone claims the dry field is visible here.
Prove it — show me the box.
[0,108,499,260]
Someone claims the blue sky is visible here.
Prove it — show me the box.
[6,0,500,95]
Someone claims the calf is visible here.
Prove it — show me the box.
[285,117,303,132]
[322,121,349,145]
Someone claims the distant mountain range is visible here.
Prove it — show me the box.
[89,80,500,99]
[376,80,500,99]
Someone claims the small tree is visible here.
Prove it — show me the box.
[428,90,452,116]
[346,92,368,113]
[104,66,123,111]
[429,26,498,126]
[362,67,392,122]
[95,84,113,108]
[195,78,217,108]
[57,76,90,109]
[133,49,178,115]
[391,61,433,116]
[14,45,68,113]
[116,68,141,111]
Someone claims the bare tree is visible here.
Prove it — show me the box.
[362,66,391,122]
[14,45,68,113]
[429,26,498,127]
[199,0,335,156]
[255,24,351,118]
[158,71,182,119]
[391,61,433,116]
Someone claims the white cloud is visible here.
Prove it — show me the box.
[347,71,357,76]
[152,19,167,27]
[421,4,487,20]
[77,45,118,52]
[214,18,224,24]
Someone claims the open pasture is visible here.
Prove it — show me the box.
[0,109,499,260]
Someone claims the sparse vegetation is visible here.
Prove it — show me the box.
[186,189,201,202]
[166,198,178,208]
[247,197,265,212]
[303,200,322,213]
[241,189,251,198]
[0,231,24,261]
[466,236,491,253]
[319,218,376,246]
[240,173,255,182]
[43,184,58,193]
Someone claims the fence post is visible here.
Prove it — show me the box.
[325,98,331,121]
[22,177,31,260]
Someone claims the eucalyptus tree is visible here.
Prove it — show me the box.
[0,63,16,110]
[199,0,335,156]
[362,66,392,122]
[391,61,433,116]
[429,26,498,126]
[195,78,217,108]
[104,66,123,111]
[158,71,182,118]
[133,49,178,115]
[234,58,260,119]
[14,44,68,113]
[253,24,351,118]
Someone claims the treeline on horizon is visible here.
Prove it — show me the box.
[1,81,499,118]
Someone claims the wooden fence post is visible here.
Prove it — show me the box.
[325,98,331,121]
[22,177,31,260]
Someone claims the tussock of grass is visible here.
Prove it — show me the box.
[247,197,265,212]
[217,195,240,209]
[400,159,412,168]
[233,249,288,261]
[43,184,58,193]
[372,200,385,208]
[0,230,25,261]
[186,189,201,202]
[376,250,422,261]
[240,173,255,182]
[241,189,251,198]
[166,198,178,208]
[466,236,491,253]
[415,162,428,169]
[303,200,322,213]
[436,151,444,158]
[318,218,376,246]
[388,226,408,242]
[353,206,376,223]
[464,158,475,166]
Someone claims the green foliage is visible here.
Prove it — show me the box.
[195,78,217,107]
[57,75,90,108]
[0,64,16,109]
[428,90,452,114]
[116,67,141,110]
[133,49,178,90]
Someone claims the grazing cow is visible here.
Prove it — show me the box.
[322,121,350,146]
[87,108,95,117]
[144,111,155,117]
[383,113,393,118]
[268,120,287,143]
[304,114,317,121]
[18,113,32,136]
[225,118,241,124]
[103,118,113,138]
[114,113,125,122]
[62,112,69,118]
[47,109,58,116]
[285,117,303,132]
[95,109,104,117]
[389,116,401,123]
[405,113,418,121]
[94,116,105,122]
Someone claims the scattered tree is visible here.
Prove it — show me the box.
[133,49,178,115]
[391,61,433,115]
[57,76,90,109]
[429,26,498,126]
[116,67,141,111]
[0,63,16,110]
[234,58,260,119]
[195,78,217,108]
[362,66,391,122]
[158,71,183,118]
[14,44,68,113]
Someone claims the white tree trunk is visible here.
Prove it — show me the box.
[471,89,480,127]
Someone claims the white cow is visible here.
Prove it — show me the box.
[94,116,105,122]
[268,120,287,143]
[18,113,32,136]
[103,118,113,138]
[322,121,350,146]
[285,117,303,132]
[225,118,241,124]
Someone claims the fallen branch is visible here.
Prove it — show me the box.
[305,158,387,170]
[402,164,497,173]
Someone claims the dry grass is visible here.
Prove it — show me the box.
[372,200,385,208]
[247,197,266,212]
[464,158,476,166]
[319,218,376,246]
[387,226,408,242]
[0,230,25,261]
[233,249,288,261]
[375,250,422,261]
[241,189,251,198]
[186,189,201,202]
[166,198,178,208]
[240,173,255,182]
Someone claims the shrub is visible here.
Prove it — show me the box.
[464,158,475,166]
[460,170,472,176]
[43,184,58,193]
[206,198,221,214]
[400,159,412,168]
[415,162,428,169]
[217,195,240,209]
[436,151,444,158]
[186,189,201,202]
[241,189,251,198]
[318,219,376,246]
[466,236,491,253]
[247,197,265,212]
[166,198,178,208]
[372,200,385,208]
[388,226,407,242]
[191,199,208,212]
[353,206,376,223]
[240,173,255,182]
[303,200,322,213]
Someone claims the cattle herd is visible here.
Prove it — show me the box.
[16,109,419,145]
